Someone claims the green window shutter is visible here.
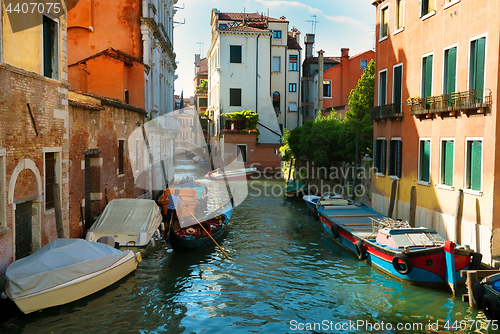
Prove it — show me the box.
[43,16,53,78]
[388,140,394,175]
[394,66,402,113]
[396,140,402,178]
[421,0,428,16]
[475,38,486,92]
[444,141,454,186]
[421,140,430,182]
[381,140,386,175]
[445,48,457,95]
[380,72,387,105]
[470,141,482,191]
[374,140,379,171]
[230,45,242,63]
[422,56,433,99]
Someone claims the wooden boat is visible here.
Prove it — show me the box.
[167,197,234,252]
[284,180,307,197]
[85,198,163,250]
[310,194,481,292]
[4,238,141,314]
[205,167,256,181]
[470,273,500,321]
[157,180,208,218]
[303,194,344,208]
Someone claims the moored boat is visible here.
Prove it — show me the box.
[284,180,307,197]
[168,197,234,252]
[85,198,163,250]
[4,238,141,314]
[303,194,345,208]
[471,273,500,321]
[310,195,481,292]
[205,167,256,181]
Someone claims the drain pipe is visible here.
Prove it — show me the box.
[256,34,260,114]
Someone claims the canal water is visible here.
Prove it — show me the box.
[0,161,494,333]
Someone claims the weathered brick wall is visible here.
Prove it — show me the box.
[68,102,148,237]
[0,65,70,274]
[222,133,281,171]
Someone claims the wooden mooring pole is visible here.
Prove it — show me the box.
[388,180,397,218]
[409,186,416,227]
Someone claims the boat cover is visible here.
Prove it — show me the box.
[89,198,159,234]
[6,239,128,299]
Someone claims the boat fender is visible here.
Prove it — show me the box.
[331,224,340,239]
[483,295,500,321]
[309,207,319,221]
[355,240,366,261]
[392,253,413,275]
[470,282,484,309]
[470,252,483,270]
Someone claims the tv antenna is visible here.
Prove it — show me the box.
[305,14,318,35]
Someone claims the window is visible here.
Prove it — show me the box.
[360,59,368,70]
[378,70,387,106]
[273,91,280,115]
[45,152,55,210]
[135,139,140,171]
[199,97,208,108]
[421,54,433,100]
[118,140,124,175]
[289,55,298,71]
[465,139,482,192]
[323,80,331,98]
[440,139,454,187]
[236,145,247,163]
[418,139,431,183]
[230,45,242,63]
[273,30,282,39]
[393,64,403,113]
[395,0,404,30]
[421,0,435,17]
[230,88,242,106]
[272,56,281,72]
[469,37,486,93]
[381,6,389,39]
[374,139,386,175]
[444,47,457,95]
[289,83,297,92]
[0,149,5,230]
[43,15,59,79]
[388,139,402,177]
[288,102,298,112]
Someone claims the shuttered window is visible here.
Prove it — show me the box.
[272,56,281,72]
[444,47,457,95]
[469,37,486,93]
[422,55,433,100]
[421,0,435,17]
[374,139,386,175]
[388,140,402,177]
[230,88,242,106]
[440,140,454,187]
[379,70,387,106]
[381,7,389,38]
[43,16,58,79]
[230,45,242,63]
[45,152,55,210]
[118,140,124,175]
[393,65,403,113]
[466,140,482,191]
[419,140,431,183]
[395,0,404,30]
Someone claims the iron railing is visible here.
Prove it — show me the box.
[370,103,403,121]
[409,89,491,116]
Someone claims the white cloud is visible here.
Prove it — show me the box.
[324,14,371,31]
[252,0,323,14]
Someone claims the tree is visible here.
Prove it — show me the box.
[346,59,375,121]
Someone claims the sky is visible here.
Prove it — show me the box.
[173,0,376,96]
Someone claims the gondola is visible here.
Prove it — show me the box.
[167,197,234,252]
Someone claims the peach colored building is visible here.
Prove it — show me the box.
[371,0,499,265]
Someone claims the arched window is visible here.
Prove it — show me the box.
[273,91,280,116]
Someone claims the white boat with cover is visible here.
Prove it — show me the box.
[4,238,141,314]
[85,198,162,249]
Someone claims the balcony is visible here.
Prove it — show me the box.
[409,89,492,119]
[370,103,403,121]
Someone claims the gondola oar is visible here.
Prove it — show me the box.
[180,203,230,259]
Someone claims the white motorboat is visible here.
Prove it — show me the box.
[4,238,141,314]
[205,167,257,181]
[85,198,163,249]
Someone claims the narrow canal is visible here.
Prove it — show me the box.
[0,163,494,333]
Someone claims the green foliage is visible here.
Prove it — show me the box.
[222,110,259,129]
[279,129,293,161]
[279,60,375,166]
[196,80,208,92]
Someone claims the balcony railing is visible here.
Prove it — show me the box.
[370,103,403,121]
[409,89,492,118]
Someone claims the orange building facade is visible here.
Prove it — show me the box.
[323,49,375,115]
[371,0,500,265]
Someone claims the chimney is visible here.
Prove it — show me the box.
[292,28,301,44]
[318,49,324,112]
[195,54,201,66]
[304,34,315,58]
